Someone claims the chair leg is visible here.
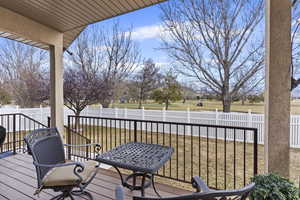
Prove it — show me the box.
[50,190,77,200]
[71,190,93,200]
[49,193,65,200]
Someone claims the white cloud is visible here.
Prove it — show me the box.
[129,24,164,41]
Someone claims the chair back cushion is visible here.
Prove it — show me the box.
[24,128,65,187]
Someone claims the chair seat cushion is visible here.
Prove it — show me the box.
[42,160,98,187]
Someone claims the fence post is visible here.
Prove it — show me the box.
[248,109,252,127]
[99,105,103,117]
[248,109,252,142]
[124,108,128,118]
[142,107,145,120]
[115,107,118,118]
[187,107,191,123]
[40,105,43,123]
[215,109,219,125]
[12,114,16,154]
[88,105,92,116]
[162,107,166,122]
[187,107,191,135]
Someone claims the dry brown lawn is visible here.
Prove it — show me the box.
[71,125,299,191]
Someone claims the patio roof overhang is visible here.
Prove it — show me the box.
[0,0,167,139]
[0,0,166,50]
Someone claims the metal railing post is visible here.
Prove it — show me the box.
[67,116,71,160]
[13,114,16,154]
[47,117,51,128]
[253,128,258,175]
[134,121,137,142]
[86,143,89,160]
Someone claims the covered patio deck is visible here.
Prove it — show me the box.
[0,153,188,200]
[0,0,294,179]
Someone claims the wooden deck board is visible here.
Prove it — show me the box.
[0,153,188,200]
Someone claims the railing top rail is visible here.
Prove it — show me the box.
[68,115,258,132]
[65,125,91,143]
[19,113,48,127]
[0,113,48,128]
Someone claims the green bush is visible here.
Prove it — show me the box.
[250,173,299,200]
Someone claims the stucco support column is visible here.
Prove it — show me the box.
[50,39,64,135]
[265,0,291,177]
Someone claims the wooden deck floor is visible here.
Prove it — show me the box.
[0,153,188,200]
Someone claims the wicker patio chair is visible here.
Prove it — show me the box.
[24,128,101,200]
[115,176,255,200]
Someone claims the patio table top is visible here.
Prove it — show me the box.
[96,142,174,173]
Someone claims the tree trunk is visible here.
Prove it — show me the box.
[222,66,232,112]
[101,100,110,108]
[138,88,144,109]
[241,97,246,105]
[138,98,142,109]
[75,110,81,130]
[222,99,231,113]
[165,99,169,110]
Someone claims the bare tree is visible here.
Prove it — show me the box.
[64,68,102,117]
[235,70,264,105]
[160,0,264,112]
[64,21,140,115]
[291,2,300,90]
[0,40,48,107]
[101,23,140,107]
[134,59,160,108]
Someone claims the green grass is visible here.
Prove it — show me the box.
[109,99,300,114]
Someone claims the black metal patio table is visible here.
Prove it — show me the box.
[96,142,174,197]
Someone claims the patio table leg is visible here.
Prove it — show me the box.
[152,174,161,197]
[141,173,147,197]
[133,170,136,187]
[113,166,125,186]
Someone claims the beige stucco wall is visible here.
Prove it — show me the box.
[265,0,291,178]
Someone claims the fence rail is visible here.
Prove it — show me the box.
[67,115,258,190]
[3,106,299,147]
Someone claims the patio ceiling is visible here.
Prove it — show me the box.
[0,0,166,50]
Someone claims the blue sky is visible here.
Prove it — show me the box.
[0,3,169,67]
[88,3,169,68]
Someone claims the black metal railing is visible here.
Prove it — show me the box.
[47,116,92,160]
[67,115,258,190]
[0,113,49,154]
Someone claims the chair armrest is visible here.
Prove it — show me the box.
[33,160,84,169]
[64,143,101,155]
[115,185,125,200]
[191,176,212,192]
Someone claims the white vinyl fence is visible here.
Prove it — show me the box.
[1,106,300,148]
